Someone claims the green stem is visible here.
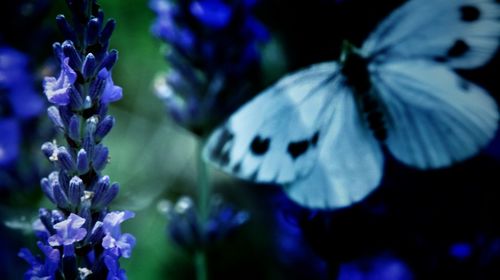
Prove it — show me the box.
[196,139,210,221]
[195,139,210,280]
[195,250,208,280]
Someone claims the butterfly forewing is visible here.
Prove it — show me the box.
[204,62,341,184]
[363,0,500,69]
[284,81,383,209]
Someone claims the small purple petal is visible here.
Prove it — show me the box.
[117,233,136,258]
[102,80,122,104]
[103,211,135,234]
[43,57,76,105]
[104,253,127,280]
[98,68,122,104]
[102,211,136,257]
[18,248,37,265]
[33,219,50,241]
[49,213,87,246]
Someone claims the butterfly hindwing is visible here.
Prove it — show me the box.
[284,81,384,209]
[363,0,500,69]
[373,59,499,169]
[204,62,341,184]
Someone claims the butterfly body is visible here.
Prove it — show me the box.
[340,42,389,141]
[205,0,500,209]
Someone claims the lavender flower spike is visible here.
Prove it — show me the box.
[150,0,269,134]
[20,0,134,278]
[0,46,43,174]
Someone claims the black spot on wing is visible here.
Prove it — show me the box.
[287,131,320,160]
[232,162,241,174]
[447,39,470,58]
[311,131,320,146]
[459,80,471,91]
[210,127,234,166]
[434,56,448,63]
[248,169,259,181]
[250,136,270,155]
[288,140,310,160]
[460,5,481,22]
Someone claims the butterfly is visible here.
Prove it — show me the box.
[203,0,500,209]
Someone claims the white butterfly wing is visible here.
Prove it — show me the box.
[284,83,384,209]
[372,59,499,169]
[362,0,500,69]
[204,62,341,184]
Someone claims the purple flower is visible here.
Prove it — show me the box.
[150,0,269,132]
[450,242,473,260]
[18,241,60,280]
[0,46,44,170]
[190,0,232,29]
[338,255,414,280]
[150,0,176,38]
[8,85,44,119]
[48,213,87,247]
[21,0,133,277]
[0,119,20,167]
[99,68,123,104]
[0,47,30,87]
[104,252,127,280]
[0,47,43,119]
[150,0,196,51]
[0,47,44,119]
[162,195,249,252]
[43,57,76,106]
[33,218,50,241]
[102,211,136,258]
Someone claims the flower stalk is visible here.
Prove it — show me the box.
[19,1,134,279]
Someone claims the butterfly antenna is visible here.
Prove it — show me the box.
[340,40,355,64]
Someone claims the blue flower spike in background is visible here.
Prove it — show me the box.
[150,0,268,134]
[150,1,268,279]
[0,47,45,188]
[18,0,135,279]
[159,195,249,253]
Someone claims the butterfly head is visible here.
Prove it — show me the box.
[340,40,362,64]
[339,40,371,93]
